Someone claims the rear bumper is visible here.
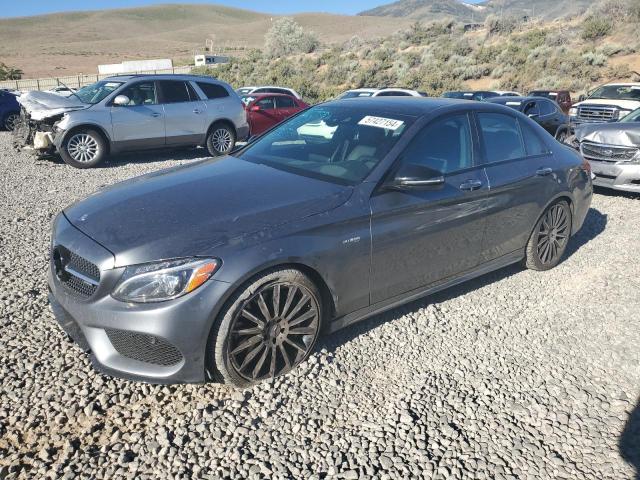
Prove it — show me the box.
[236,124,250,142]
[589,160,640,193]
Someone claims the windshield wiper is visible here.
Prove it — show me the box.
[56,80,86,103]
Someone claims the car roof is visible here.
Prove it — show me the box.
[241,93,297,99]
[530,89,569,93]
[487,95,553,104]
[103,74,224,83]
[326,97,515,116]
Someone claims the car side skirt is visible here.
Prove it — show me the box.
[326,249,524,334]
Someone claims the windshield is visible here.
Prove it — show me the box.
[339,91,375,99]
[588,85,640,101]
[621,107,640,123]
[443,92,466,99]
[74,81,123,104]
[236,88,254,96]
[237,105,414,184]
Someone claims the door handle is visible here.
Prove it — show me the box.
[193,109,202,114]
[536,167,553,176]
[459,180,483,191]
[151,112,162,118]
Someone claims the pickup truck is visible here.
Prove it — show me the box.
[570,83,640,126]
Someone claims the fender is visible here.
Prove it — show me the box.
[55,123,112,151]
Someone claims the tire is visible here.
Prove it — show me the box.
[524,201,572,271]
[60,129,107,168]
[206,123,236,156]
[208,268,323,388]
[3,112,19,131]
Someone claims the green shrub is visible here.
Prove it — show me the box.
[485,14,519,36]
[264,17,319,57]
[581,16,613,40]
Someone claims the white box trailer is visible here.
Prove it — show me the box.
[195,55,229,67]
[98,59,173,75]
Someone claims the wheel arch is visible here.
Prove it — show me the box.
[59,124,111,154]
[206,118,237,137]
[215,260,337,325]
[527,193,575,244]
[203,260,337,382]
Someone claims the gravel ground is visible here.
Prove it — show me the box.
[0,131,639,479]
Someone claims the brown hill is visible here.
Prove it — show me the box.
[0,4,412,77]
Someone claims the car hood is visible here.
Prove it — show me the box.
[64,156,352,267]
[575,122,640,147]
[574,99,640,111]
[18,90,89,120]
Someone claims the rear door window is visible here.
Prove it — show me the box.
[276,96,296,108]
[197,82,230,99]
[539,100,557,116]
[159,80,191,103]
[519,120,550,156]
[400,114,474,174]
[256,97,276,110]
[477,112,526,162]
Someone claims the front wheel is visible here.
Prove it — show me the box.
[60,129,107,168]
[209,269,322,387]
[4,112,19,131]
[524,201,572,271]
[206,123,236,156]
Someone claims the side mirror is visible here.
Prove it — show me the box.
[387,163,445,189]
[250,105,261,112]
[113,95,130,106]
[578,94,586,102]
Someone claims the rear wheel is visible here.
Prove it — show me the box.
[60,129,107,168]
[524,201,572,271]
[209,269,322,387]
[206,123,236,156]
[4,112,19,131]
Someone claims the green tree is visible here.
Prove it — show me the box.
[264,18,320,58]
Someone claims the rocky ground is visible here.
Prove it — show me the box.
[0,132,639,479]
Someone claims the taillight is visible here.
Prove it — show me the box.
[581,157,591,174]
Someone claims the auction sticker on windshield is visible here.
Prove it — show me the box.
[358,116,404,131]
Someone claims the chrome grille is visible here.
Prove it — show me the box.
[105,329,183,366]
[52,246,100,298]
[577,105,616,122]
[581,142,639,163]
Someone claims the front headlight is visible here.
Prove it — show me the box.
[569,107,578,117]
[112,258,220,303]
[617,109,632,120]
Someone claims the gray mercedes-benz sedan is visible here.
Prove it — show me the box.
[48,98,593,387]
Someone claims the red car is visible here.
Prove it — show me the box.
[241,93,308,136]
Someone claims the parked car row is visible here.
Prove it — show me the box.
[11,75,640,195]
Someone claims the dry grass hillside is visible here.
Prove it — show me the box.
[198,1,640,103]
[0,4,412,77]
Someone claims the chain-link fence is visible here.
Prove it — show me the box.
[0,66,193,92]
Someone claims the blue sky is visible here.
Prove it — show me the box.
[2,0,483,18]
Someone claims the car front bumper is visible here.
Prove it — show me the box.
[588,160,640,193]
[48,214,232,384]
